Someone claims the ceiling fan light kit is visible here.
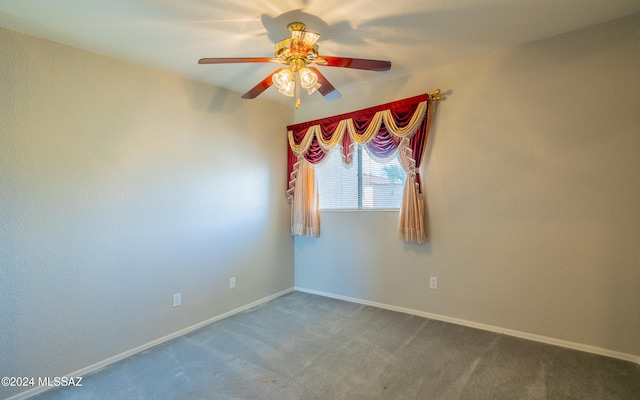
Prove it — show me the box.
[198,22,392,108]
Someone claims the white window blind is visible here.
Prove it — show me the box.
[316,145,406,210]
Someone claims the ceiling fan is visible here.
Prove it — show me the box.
[198,22,392,108]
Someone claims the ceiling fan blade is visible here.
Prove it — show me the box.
[198,57,279,64]
[308,67,341,101]
[241,69,283,99]
[315,56,391,71]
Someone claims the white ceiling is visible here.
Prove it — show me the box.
[1,0,639,106]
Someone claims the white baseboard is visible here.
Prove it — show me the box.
[7,287,295,400]
[295,287,640,366]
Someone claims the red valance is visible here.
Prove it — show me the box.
[287,93,429,132]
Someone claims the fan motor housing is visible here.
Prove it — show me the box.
[274,38,319,63]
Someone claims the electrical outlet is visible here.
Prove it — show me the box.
[229,277,236,289]
[172,293,182,307]
[429,276,438,290]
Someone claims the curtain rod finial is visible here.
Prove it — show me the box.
[429,88,442,101]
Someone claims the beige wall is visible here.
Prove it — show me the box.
[0,28,293,398]
[294,14,640,359]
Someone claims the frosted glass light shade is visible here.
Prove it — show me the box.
[299,68,318,89]
[273,69,293,90]
[278,79,295,97]
[303,31,320,46]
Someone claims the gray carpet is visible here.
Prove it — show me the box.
[32,291,640,399]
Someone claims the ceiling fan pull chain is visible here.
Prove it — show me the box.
[295,72,301,109]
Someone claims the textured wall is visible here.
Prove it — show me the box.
[294,14,640,359]
[0,28,293,398]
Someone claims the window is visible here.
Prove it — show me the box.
[316,145,406,210]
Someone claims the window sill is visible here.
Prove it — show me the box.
[320,208,400,212]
